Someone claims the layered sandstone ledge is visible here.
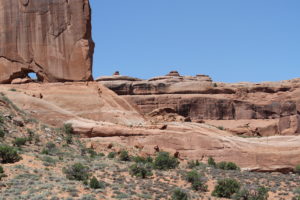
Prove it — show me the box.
[0,0,94,83]
[97,71,300,136]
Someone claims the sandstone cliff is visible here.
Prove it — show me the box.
[97,72,300,136]
[0,0,94,83]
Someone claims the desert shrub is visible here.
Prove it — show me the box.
[172,188,189,200]
[185,170,207,191]
[212,178,240,198]
[0,128,5,138]
[293,188,300,200]
[63,163,90,181]
[26,129,35,143]
[41,142,58,155]
[9,88,17,92]
[208,156,216,167]
[13,137,27,147]
[86,148,97,158]
[0,165,5,180]
[0,115,4,124]
[217,161,239,170]
[108,152,116,159]
[233,186,269,200]
[217,126,225,130]
[153,152,179,170]
[0,145,21,163]
[187,160,201,169]
[295,165,300,174]
[129,163,153,179]
[89,176,105,189]
[65,134,73,144]
[63,123,73,135]
[119,150,130,161]
[41,156,57,166]
[133,156,153,164]
[98,152,105,157]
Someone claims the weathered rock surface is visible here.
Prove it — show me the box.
[0,0,94,83]
[0,82,144,126]
[1,81,300,172]
[98,73,300,136]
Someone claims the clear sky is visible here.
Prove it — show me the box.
[89,0,300,83]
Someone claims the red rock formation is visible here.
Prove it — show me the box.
[98,74,300,136]
[0,0,94,83]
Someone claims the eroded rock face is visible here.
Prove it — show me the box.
[98,74,300,136]
[0,0,94,83]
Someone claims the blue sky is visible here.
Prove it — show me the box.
[89,0,300,83]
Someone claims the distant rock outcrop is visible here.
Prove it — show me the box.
[98,72,300,136]
[0,0,94,83]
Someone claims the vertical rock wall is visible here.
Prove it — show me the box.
[0,0,94,83]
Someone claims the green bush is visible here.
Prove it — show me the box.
[13,137,27,147]
[293,188,300,200]
[185,170,207,192]
[86,148,97,158]
[41,156,57,166]
[133,156,153,164]
[89,176,104,189]
[172,188,189,200]
[98,152,105,157]
[107,152,116,159]
[129,163,153,179]
[0,128,5,138]
[63,123,73,135]
[26,129,35,143]
[0,165,5,180]
[0,145,21,163]
[233,186,269,200]
[41,142,58,155]
[217,161,239,170]
[212,178,240,198]
[153,152,179,170]
[0,115,4,124]
[187,160,201,169]
[65,134,73,144]
[119,150,130,161]
[295,165,300,174]
[63,163,90,181]
[208,157,216,167]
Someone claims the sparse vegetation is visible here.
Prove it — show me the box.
[63,123,73,135]
[0,145,21,163]
[119,150,130,161]
[187,160,201,169]
[0,165,5,180]
[13,137,27,147]
[233,186,269,200]
[295,165,300,174]
[133,155,153,164]
[89,176,104,189]
[41,142,58,155]
[217,161,240,170]
[0,128,5,138]
[212,178,241,198]
[63,163,90,181]
[108,151,116,159]
[129,163,153,179]
[172,188,189,200]
[185,170,207,191]
[208,156,216,167]
[153,152,179,170]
